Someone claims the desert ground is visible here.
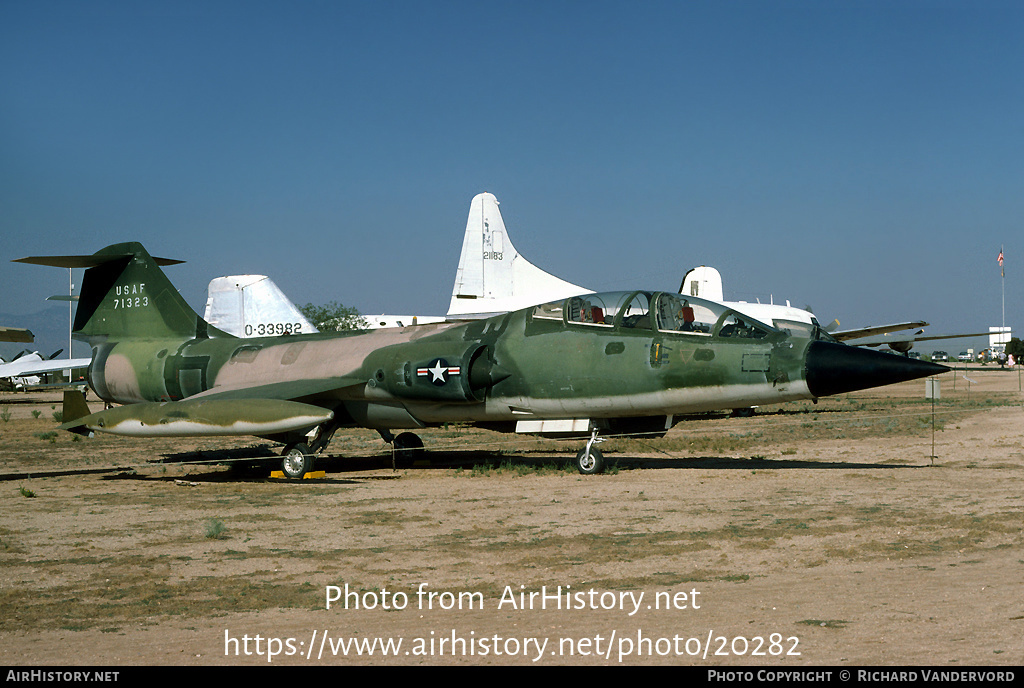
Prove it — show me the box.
[1,365,1021,666]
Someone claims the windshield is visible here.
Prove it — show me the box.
[654,292,718,334]
[558,291,650,327]
[715,313,771,339]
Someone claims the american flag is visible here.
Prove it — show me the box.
[997,250,1004,267]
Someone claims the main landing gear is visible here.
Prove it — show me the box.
[393,432,425,462]
[280,442,314,479]
[378,430,425,468]
[278,422,339,479]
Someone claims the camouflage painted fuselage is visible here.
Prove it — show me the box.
[85,294,812,432]
[30,242,942,441]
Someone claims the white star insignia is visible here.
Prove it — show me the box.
[428,360,448,383]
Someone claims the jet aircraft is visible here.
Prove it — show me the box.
[16,242,945,476]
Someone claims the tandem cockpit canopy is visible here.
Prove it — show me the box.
[530,290,780,339]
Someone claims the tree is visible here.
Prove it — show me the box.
[1005,337,1024,362]
[298,301,367,331]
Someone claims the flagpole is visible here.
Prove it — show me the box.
[995,247,1007,357]
[66,268,73,380]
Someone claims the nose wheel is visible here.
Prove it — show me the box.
[575,428,606,474]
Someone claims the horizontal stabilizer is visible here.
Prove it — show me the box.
[14,254,184,268]
[17,242,218,342]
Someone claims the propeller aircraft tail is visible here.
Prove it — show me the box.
[448,192,592,318]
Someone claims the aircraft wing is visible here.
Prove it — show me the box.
[185,376,367,402]
[58,375,368,438]
[0,326,34,343]
[849,331,994,348]
[0,357,91,378]
[831,321,930,341]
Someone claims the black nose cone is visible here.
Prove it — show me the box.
[805,341,948,398]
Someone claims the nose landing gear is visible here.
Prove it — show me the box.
[575,428,607,474]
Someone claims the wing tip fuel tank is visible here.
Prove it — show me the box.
[61,399,333,437]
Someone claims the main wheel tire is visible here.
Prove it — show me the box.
[575,445,605,475]
[393,432,424,466]
[281,443,314,479]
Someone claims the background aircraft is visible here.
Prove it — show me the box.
[203,275,318,337]
[0,326,34,343]
[447,192,592,318]
[205,190,985,362]
[446,197,983,355]
[203,191,589,333]
[203,274,447,333]
[362,191,586,327]
[202,191,988,371]
[844,329,995,354]
[17,241,944,477]
[678,265,991,354]
[0,349,91,390]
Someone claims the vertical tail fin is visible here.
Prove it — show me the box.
[679,266,725,301]
[14,242,223,343]
[447,192,591,318]
[204,274,318,337]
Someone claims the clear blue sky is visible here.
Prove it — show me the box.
[2,1,1020,356]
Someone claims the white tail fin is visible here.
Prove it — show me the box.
[680,264,820,330]
[679,266,724,301]
[447,192,591,318]
[204,275,318,337]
